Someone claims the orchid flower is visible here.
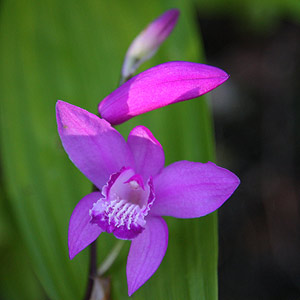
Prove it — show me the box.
[99,61,229,125]
[56,100,239,296]
[121,9,179,81]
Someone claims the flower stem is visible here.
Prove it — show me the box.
[98,240,125,276]
[83,240,97,300]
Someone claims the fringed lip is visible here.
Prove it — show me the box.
[90,167,155,240]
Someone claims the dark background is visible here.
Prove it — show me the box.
[197,11,300,300]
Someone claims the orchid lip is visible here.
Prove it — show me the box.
[90,167,155,240]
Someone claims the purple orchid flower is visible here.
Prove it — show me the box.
[99,61,229,125]
[56,100,239,296]
[122,9,179,80]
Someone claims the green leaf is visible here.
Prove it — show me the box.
[0,0,218,299]
[0,185,44,299]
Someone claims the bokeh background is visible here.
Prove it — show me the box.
[203,3,300,299]
[0,0,299,299]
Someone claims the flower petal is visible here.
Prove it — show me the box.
[127,216,168,296]
[56,100,133,189]
[68,192,103,259]
[151,161,240,218]
[127,126,165,180]
[99,61,229,124]
[122,9,179,79]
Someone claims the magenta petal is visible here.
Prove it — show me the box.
[99,61,229,124]
[56,101,133,189]
[127,126,165,180]
[151,161,240,218]
[127,216,168,296]
[68,192,103,259]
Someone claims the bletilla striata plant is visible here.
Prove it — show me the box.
[56,8,239,297]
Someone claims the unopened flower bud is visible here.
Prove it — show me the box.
[100,61,229,125]
[121,9,179,81]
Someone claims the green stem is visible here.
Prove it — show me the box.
[98,240,125,276]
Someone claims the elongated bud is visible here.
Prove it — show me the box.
[121,9,179,81]
[99,61,230,125]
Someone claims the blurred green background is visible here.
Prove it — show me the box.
[0,0,299,299]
